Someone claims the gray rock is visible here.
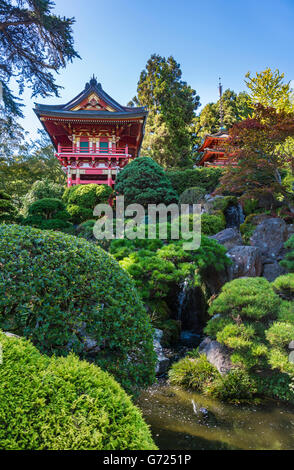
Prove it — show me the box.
[210,228,243,250]
[289,351,294,364]
[199,337,233,375]
[262,262,286,282]
[3,332,20,339]
[250,218,288,263]
[227,245,262,279]
[153,328,169,375]
[289,341,294,351]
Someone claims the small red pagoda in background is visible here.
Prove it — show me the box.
[34,76,148,187]
[197,131,230,167]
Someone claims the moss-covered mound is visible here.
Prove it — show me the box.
[0,225,156,392]
[0,332,156,450]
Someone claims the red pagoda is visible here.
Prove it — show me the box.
[197,131,230,167]
[34,76,148,187]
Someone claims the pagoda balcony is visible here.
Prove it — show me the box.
[56,144,131,159]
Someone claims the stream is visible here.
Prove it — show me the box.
[137,383,294,450]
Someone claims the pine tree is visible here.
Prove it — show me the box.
[0,0,79,117]
[130,54,200,168]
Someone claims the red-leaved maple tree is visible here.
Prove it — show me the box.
[218,105,294,212]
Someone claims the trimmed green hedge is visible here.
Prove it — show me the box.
[0,331,156,450]
[0,225,156,392]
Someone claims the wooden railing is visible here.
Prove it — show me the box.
[57,144,129,156]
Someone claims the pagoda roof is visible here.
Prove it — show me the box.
[34,75,148,120]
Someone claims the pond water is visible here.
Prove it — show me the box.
[137,384,294,450]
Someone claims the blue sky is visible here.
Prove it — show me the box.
[13,0,294,139]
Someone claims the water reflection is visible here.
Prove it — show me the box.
[137,384,294,450]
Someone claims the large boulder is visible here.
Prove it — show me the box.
[210,228,243,250]
[250,218,288,263]
[227,245,263,280]
[198,337,233,375]
[262,262,286,282]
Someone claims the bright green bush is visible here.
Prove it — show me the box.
[63,184,113,224]
[179,186,206,204]
[21,179,65,216]
[208,278,281,321]
[115,157,178,207]
[280,236,294,272]
[0,332,156,450]
[199,277,294,402]
[206,369,257,402]
[66,204,93,224]
[0,225,156,392]
[272,274,294,301]
[266,322,294,348]
[201,213,226,236]
[166,167,222,195]
[63,184,113,208]
[168,354,218,391]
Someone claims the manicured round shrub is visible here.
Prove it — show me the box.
[0,332,156,450]
[208,278,281,320]
[272,274,294,301]
[63,184,113,208]
[0,225,156,392]
[63,184,113,224]
[115,157,178,207]
[201,213,226,236]
[21,179,65,216]
[22,198,72,230]
[179,186,206,205]
[66,204,93,224]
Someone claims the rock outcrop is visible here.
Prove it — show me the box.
[250,218,288,263]
[199,337,233,375]
[227,245,263,279]
[210,228,243,250]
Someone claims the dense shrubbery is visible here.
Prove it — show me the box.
[21,179,65,216]
[0,225,156,392]
[179,186,206,204]
[0,190,16,223]
[170,277,294,402]
[115,157,178,207]
[63,184,113,224]
[0,332,156,450]
[110,232,230,343]
[169,354,218,391]
[22,197,72,230]
[272,274,294,301]
[166,167,222,195]
[201,213,226,236]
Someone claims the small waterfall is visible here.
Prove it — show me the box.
[177,279,202,346]
[225,203,245,229]
[177,278,189,321]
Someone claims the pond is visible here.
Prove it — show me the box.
[137,383,294,450]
